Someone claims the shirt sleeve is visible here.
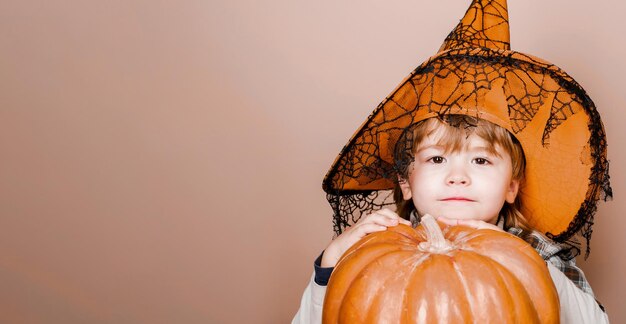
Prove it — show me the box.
[291,273,326,324]
[547,262,609,324]
[292,252,332,324]
[314,251,334,286]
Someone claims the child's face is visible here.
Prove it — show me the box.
[399,128,519,224]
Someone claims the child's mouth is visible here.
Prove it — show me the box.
[440,197,475,202]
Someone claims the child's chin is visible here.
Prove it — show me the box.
[437,209,479,220]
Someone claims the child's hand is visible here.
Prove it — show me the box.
[321,209,411,268]
[437,216,503,232]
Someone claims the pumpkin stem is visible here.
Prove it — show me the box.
[418,214,454,253]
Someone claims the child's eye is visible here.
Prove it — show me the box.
[428,156,446,164]
[472,157,490,165]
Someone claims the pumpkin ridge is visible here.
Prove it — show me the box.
[341,250,420,322]
[444,225,488,244]
[402,253,472,322]
[463,237,559,323]
[487,256,542,323]
[451,253,476,323]
[340,240,412,264]
[474,252,537,322]
[402,254,426,322]
[339,230,416,262]
[325,242,412,323]
[452,250,546,323]
[366,250,429,322]
[457,230,535,262]
[400,247,436,320]
[463,233,546,270]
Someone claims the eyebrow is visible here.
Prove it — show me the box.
[415,145,445,154]
[469,146,492,153]
[470,146,503,158]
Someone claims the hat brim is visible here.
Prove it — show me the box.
[323,47,610,242]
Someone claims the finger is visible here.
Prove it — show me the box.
[360,212,400,226]
[375,209,411,225]
[375,214,400,226]
[377,208,404,221]
[353,223,388,236]
[377,209,412,226]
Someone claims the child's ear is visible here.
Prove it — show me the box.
[505,179,520,203]
[398,176,413,200]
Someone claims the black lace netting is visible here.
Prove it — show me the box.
[439,0,510,52]
[324,47,612,258]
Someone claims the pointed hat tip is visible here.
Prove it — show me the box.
[438,0,510,53]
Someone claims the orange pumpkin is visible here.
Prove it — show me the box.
[322,215,559,323]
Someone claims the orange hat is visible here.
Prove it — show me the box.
[323,0,612,247]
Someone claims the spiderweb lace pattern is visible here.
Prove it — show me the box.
[322,0,612,256]
[324,48,612,256]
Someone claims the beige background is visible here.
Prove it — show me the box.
[1,0,624,323]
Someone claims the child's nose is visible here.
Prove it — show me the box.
[446,166,470,185]
[447,175,469,185]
